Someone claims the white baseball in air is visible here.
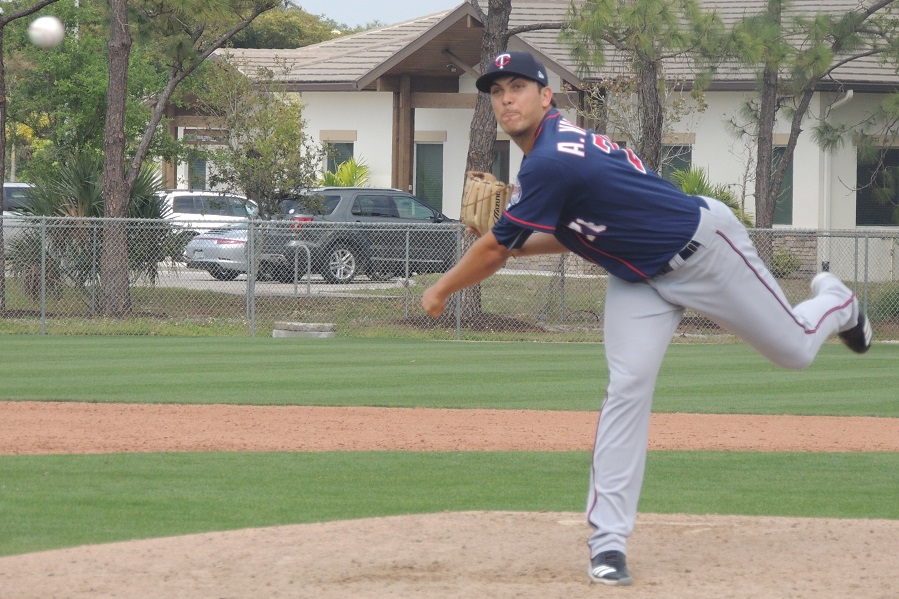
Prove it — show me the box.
[28,16,65,50]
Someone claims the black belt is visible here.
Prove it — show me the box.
[657,196,709,275]
[658,240,702,275]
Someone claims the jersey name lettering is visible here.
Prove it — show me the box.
[557,119,588,156]
[557,141,586,157]
[558,119,587,136]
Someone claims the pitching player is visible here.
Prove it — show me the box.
[421,51,872,586]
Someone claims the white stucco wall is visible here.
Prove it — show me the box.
[299,91,396,190]
[414,107,473,215]
[789,123,825,229]
[825,92,884,231]
[296,73,579,219]
[681,91,755,215]
[668,90,827,228]
[291,69,890,230]
[672,89,883,230]
[301,87,479,217]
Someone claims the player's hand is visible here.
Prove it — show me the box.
[421,286,447,318]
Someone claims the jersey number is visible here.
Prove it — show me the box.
[591,134,647,174]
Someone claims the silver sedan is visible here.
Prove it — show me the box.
[184,227,249,281]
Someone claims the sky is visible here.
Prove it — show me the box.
[292,0,463,28]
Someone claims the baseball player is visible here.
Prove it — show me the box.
[421,51,873,586]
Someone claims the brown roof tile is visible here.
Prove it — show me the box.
[215,0,898,93]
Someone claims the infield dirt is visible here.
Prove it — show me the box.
[1,402,897,598]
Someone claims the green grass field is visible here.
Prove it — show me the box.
[0,336,896,557]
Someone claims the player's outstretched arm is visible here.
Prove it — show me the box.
[422,232,511,318]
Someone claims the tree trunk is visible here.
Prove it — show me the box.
[0,33,7,312]
[636,57,664,172]
[769,87,813,223]
[99,0,133,316]
[465,0,512,175]
[460,0,513,319]
[466,93,499,173]
[752,62,778,265]
[753,0,783,235]
[755,63,777,231]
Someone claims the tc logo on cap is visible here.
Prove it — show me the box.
[475,50,549,92]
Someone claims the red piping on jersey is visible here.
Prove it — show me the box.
[568,235,649,279]
[502,209,556,233]
[502,210,650,279]
[533,111,561,142]
[515,110,653,278]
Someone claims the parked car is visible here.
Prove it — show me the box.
[4,182,33,210]
[267,187,458,284]
[2,182,34,247]
[184,189,459,283]
[183,223,319,282]
[156,189,259,234]
[184,226,250,281]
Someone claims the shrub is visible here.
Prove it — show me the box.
[669,166,753,227]
[770,249,803,278]
[870,283,899,321]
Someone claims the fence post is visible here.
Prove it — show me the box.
[40,219,47,335]
[292,244,312,296]
[863,233,870,311]
[454,227,462,340]
[247,222,256,336]
[559,255,566,322]
[404,228,411,319]
[90,223,98,316]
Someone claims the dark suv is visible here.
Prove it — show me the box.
[263,187,458,284]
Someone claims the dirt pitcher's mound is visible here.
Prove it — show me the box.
[3,404,897,598]
[1,511,896,599]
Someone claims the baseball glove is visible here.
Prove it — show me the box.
[460,171,511,236]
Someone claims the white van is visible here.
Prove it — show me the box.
[2,182,34,247]
[156,189,259,233]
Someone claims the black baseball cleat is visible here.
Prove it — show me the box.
[588,550,632,586]
[839,311,873,354]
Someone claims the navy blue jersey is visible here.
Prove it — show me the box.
[492,109,702,282]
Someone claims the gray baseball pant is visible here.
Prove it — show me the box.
[586,197,857,557]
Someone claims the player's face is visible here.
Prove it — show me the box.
[489,76,553,146]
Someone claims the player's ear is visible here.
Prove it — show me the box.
[540,84,554,108]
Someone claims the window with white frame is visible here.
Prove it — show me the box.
[325,142,354,172]
[660,145,692,183]
[320,130,358,174]
[857,147,899,226]
[181,128,225,190]
[188,158,207,190]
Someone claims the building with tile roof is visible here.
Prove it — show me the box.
[164,0,899,234]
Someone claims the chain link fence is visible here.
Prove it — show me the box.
[2,215,898,342]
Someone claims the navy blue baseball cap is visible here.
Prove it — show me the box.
[475,51,549,93]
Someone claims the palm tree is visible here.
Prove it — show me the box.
[6,151,168,306]
[670,166,754,227]
[319,157,370,187]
